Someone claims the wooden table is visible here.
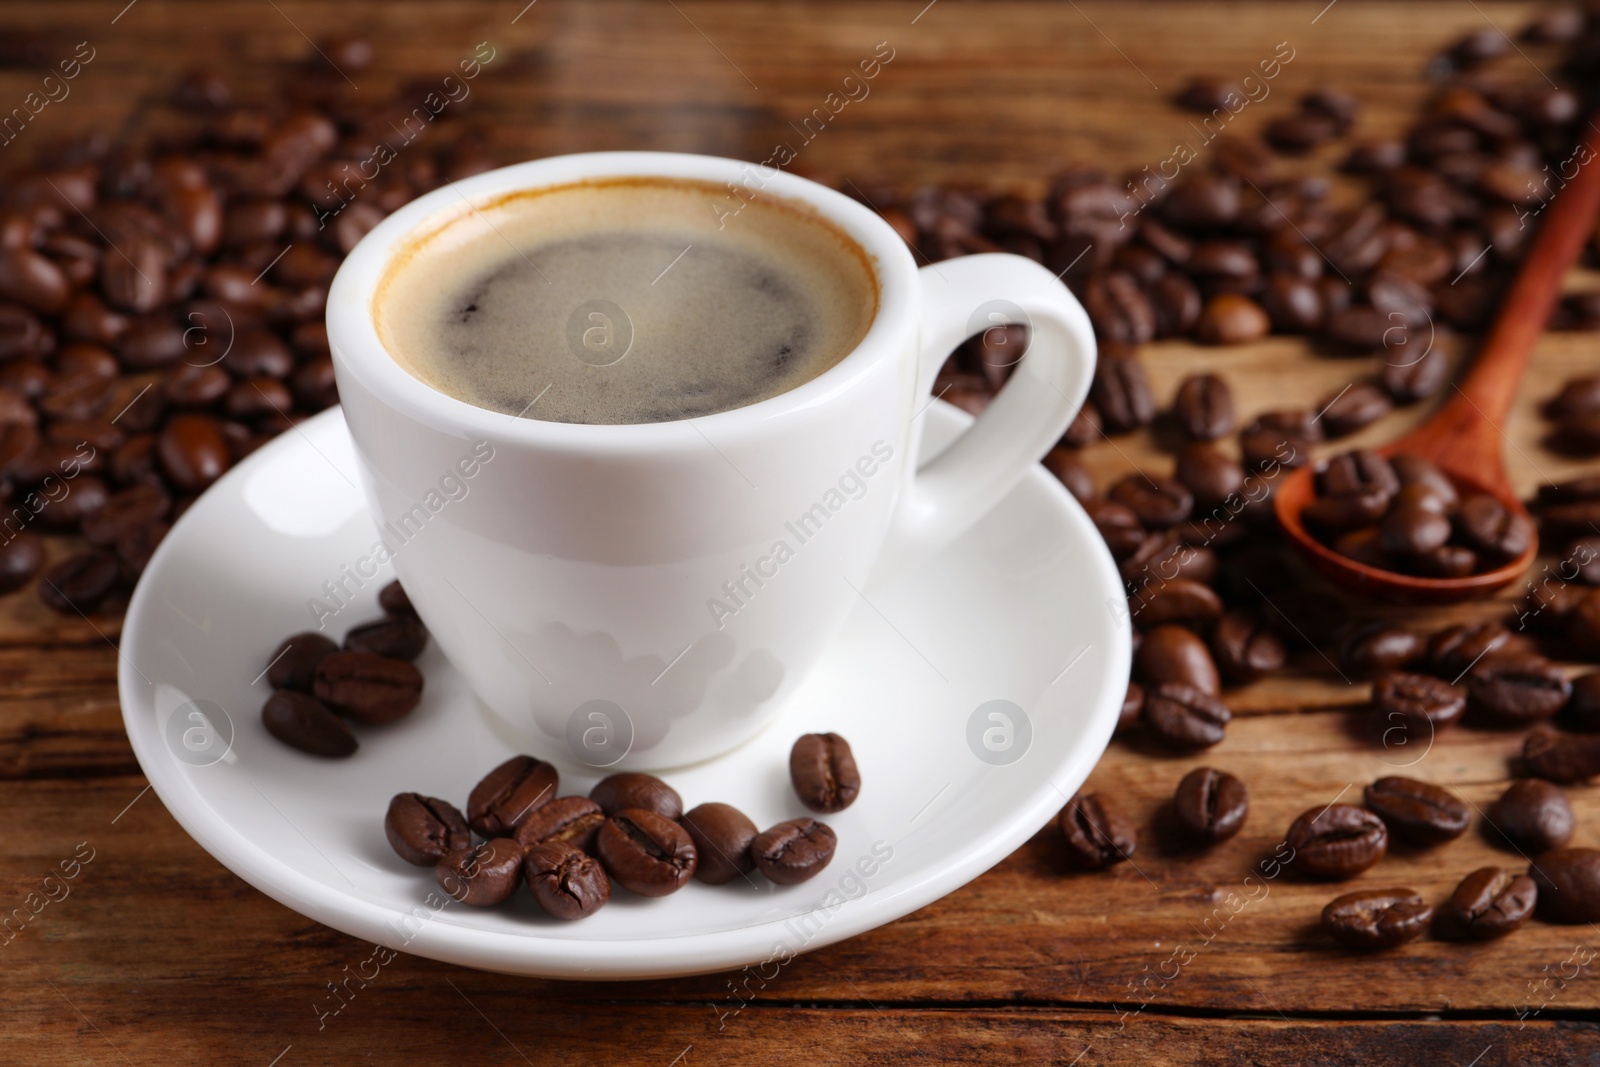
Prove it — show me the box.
[5,1,1600,1062]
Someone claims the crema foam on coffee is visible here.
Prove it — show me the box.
[376,177,878,424]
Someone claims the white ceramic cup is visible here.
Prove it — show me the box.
[327,152,1096,769]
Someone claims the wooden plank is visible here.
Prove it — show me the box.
[7,704,1599,1017]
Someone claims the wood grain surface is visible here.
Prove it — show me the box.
[3,1,1600,1064]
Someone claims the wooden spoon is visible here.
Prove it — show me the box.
[1275,123,1600,603]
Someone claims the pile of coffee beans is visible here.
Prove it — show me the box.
[0,41,488,617]
[259,579,427,757]
[384,732,858,920]
[1304,449,1533,576]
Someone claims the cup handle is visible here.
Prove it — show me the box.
[870,253,1097,586]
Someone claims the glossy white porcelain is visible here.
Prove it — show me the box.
[325,152,1097,767]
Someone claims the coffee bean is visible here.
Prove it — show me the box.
[467,755,559,836]
[1162,173,1241,228]
[1523,726,1600,783]
[267,631,338,692]
[1108,473,1193,528]
[1569,592,1600,658]
[789,732,861,813]
[1172,767,1248,843]
[1042,448,1094,502]
[1569,671,1600,730]
[1378,503,1451,556]
[384,792,470,865]
[344,613,428,661]
[680,802,759,885]
[1143,682,1230,750]
[1426,621,1510,678]
[1319,383,1393,437]
[1447,867,1536,939]
[378,579,415,616]
[1171,374,1234,441]
[1286,804,1388,879]
[1322,888,1432,948]
[0,247,70,315]
[1209,609,1286,683]
[0,532,45,592]
[1137,625,1221,694]
[1340,624,1423,677]
[524,842,611,920]
[590,773,682,820]
[1058,793,1136,870]
[1362,776,1469,846]
[79,484,169,547]
[1118,682,1144,735]
[157,413,231,491]
[1173,77,1236,113]
[1487,778,1573,854]
[1151,272,1202,336]
[1454,493,1534,560]
[1566,536,1600,585]
[1371,671,1466,738]
[1175,443,1244,508]
[595,809,697,895]
[1266,111,1341,152]
[38,550,120,614]
[1196,293,1270,345]
[1531,848,1600,923]
[512,796,606,853]
[1131,577,1222,628]
[260,689,356,758]
[1085,271,1156,345]
[1090,348,1155,433]
[1303,488,1391,531]
[1261,274,1324,332]
[1320,450,1399,499]
[1544,375,1600,419]
[1085,499,1146,559]
[1466,654,1571,724]
[1061,401,1102,448]
[311,651,423,724]
[436,838,524,907]
[751,817,836,885]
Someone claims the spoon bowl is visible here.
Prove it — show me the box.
[1274,121,1600,603]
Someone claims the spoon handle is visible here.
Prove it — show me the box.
[1440,121,1600,441]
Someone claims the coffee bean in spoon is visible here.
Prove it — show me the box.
[597,808,698,895]
[266,631,338,692]
[261,690,357,758]
[385,792,471,866]
[436,838,524,906]
[1171,767,1248,844]
[468,755,560,836]
[1322,887,1432,948]
[524,842,611,920]
[344,613,428,661]
[789,732,860,813]
[1447,867,1536,939]
[312,650,423,723]
[752,817,837,885]
[512,796,606,853]
[590,773,682,820]
[680,802,759,885]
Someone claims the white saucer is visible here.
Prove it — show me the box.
[118,403,1128,980]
